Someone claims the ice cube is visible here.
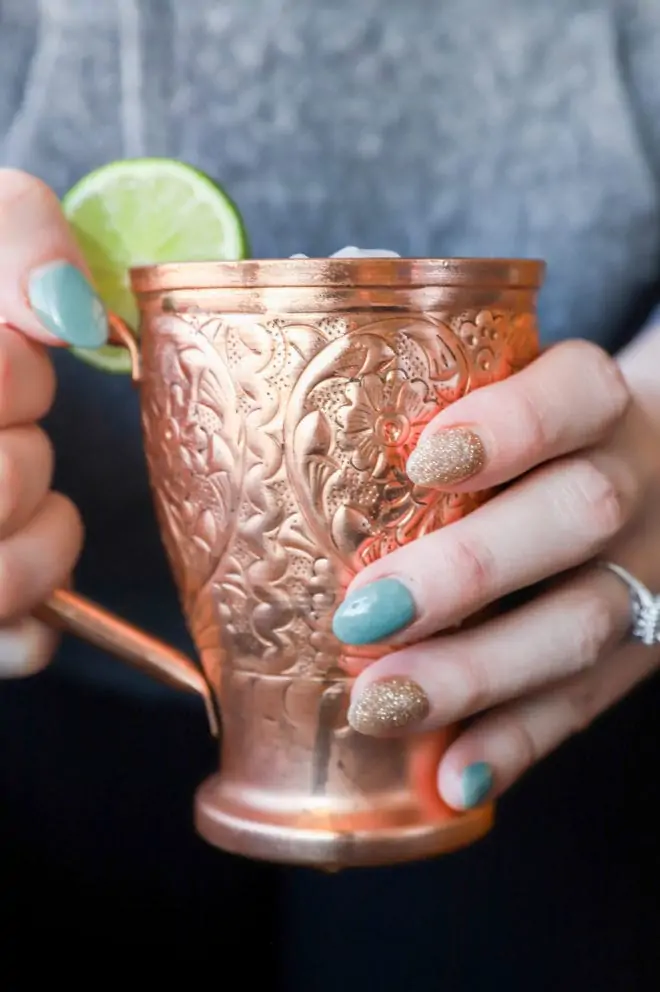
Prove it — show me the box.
[330,246,401,258]
[289,246,401,259]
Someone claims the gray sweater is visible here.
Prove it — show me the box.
[1,0,660,694]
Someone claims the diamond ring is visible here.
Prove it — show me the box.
[603,563,660,646]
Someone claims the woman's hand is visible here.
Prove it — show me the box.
[0,169,107,676]
[332,337,660,810]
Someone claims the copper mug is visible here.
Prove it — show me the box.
[38,257,544,870]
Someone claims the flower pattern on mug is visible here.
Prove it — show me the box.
[337,369,434,477]
[140,306,537,680]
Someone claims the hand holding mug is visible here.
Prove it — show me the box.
[0,169,105,676]
[335,339,660,811]
[0,178,558,867]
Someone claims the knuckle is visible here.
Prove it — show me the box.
[604,365,631,422]
[37,352,57,419]
[447,534,494,611]
[53,492,85,561]
[0,330,57,424]
[0,448,22,523]
[566,458,627,544]
[504,713,539,774]
[0,168,57,215]
[514,381,548,453]
[0,547,21,621]
[569,591,616,673]
[560,340,631,425]
[0,427,55,525]
[0,492,84,622]
[589,349,630,426]
[563,680,600,736]
[454,649,492,716]
[31,425,55,479]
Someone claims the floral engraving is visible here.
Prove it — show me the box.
[337,370,432,475]
[140,308,538,684]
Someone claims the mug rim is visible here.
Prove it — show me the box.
[130,257,545,294]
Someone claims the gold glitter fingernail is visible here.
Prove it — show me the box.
[348,677,430,737]
[406,427,485,487]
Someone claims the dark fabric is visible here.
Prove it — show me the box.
[1,667,659,989]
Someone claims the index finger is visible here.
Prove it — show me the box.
[0,324,56,427]
[406,340,631,492]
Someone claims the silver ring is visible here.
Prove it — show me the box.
[602,563,660,646]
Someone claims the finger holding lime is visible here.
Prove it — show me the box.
[62,158,250,374]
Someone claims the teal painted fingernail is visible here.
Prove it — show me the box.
[28,261,107,347]
[461,762,494,808]
[332,578,416,646]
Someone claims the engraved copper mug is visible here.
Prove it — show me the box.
[38,257,544,869]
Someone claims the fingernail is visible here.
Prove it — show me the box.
[348,676,430,736]
[406,428,485,487]
[332,577,416,646]
[28,261,107,347]
[0,617,55,678]
[460,762,494,808]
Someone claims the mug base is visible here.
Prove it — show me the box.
[194,773,494,870]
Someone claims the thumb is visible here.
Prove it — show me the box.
[0,169,108,348]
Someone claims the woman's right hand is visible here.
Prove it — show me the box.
[0,169,108,677]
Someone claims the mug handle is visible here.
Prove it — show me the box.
[33,315,219,736]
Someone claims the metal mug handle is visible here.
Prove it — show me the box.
[33,315,219,735]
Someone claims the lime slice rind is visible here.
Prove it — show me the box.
[62,158,250,374]
[71,344,134,375]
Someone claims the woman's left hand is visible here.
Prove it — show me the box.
[332,339,660,811]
